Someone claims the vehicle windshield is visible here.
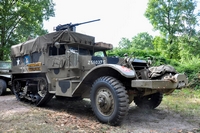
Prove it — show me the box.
[69,47,106,57]
[69,47,92,55]
[0,62,11,69]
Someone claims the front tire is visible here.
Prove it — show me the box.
[133,92,163,109]
[90,76,129,126]
[0,79,7,96]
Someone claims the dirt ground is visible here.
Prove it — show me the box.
[0,93,200,133]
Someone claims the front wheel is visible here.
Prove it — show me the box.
[133,92,163,109]
[90,76,129,126]
[0,79,7,96]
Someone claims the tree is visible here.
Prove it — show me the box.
[153,36,167,51]
[145,0,200,59]
[131,32,154,50]
[178,32,200,60]
[118,37,131,49]
[0,0,55,60]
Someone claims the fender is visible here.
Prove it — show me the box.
[0,75,11,79]
[72,64,136,96]
[87,64,136,78]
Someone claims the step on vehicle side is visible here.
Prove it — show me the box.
[10,20,188,126]
[0,61,12,95]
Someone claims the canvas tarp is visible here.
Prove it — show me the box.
[11,30,95,57]
[149,65,177,78]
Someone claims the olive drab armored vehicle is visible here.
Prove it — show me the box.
[0,61,12,95]
[10,19,188,126]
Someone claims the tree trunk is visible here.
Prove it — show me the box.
[0,50,4,60]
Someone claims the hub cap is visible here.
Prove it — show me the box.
[96,87,114,116]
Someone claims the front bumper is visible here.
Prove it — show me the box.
[131,74,188,89]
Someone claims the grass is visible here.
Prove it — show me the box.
[162,88,200,116]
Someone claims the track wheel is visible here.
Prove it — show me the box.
[36,78,54,106]
[12,80,24,101]
[90,76,129,126]
[134,92,163,109]
[0,79,7,96]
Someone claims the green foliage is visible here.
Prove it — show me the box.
[145,0,200,59]
[148,53,178,68]
[178,33,200,59]
[131,32,154,50]
[175,56,200,89]
[0,0,55,60]
[177,56,200,78]
[153,36,167,51]
[145,0,199,37]
[107,47,161,61]
[118,33,154,50]
[118,37,131,49]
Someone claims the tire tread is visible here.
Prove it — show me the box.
[91,76,129,126]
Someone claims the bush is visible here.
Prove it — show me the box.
[107,48,161,59]
[175,57,200,89]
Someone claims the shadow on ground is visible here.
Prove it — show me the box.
[44,97,200,133]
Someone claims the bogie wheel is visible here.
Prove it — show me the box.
[0,79,7,96]
[36,78,54,106]
[12,80,24,101]
[90,76,129,126]
[133,92,163,109]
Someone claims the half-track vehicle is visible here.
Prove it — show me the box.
[10,20,188,125]
[0,61,11,95]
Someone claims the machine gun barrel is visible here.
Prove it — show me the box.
[72,19,100,27]
[55,19,100,32]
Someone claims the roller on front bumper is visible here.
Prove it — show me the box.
[131,74,188,89]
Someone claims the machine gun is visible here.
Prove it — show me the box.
[55,19,100,32]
